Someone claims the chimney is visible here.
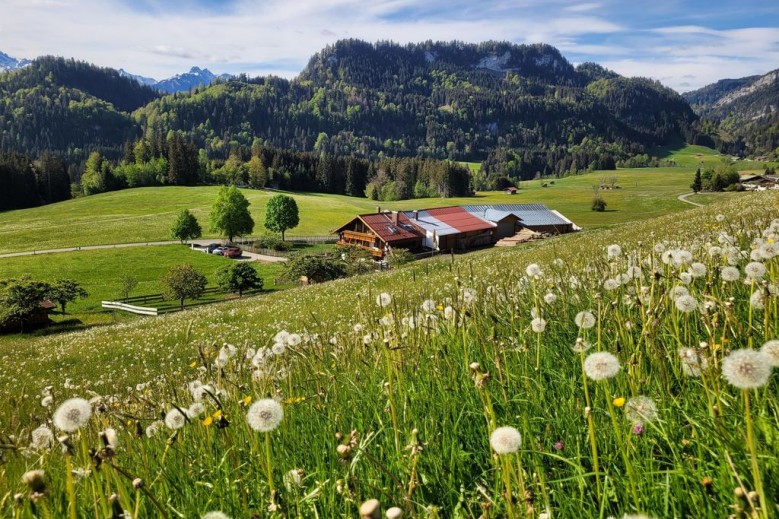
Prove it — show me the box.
[376,206,381,214]
[392,211,399,225]
[413,210,419,220]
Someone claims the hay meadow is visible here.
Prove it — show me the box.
[1,190,778,518]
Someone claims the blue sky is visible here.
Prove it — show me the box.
[0,0,777,91]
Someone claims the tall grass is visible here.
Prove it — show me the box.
[1,193,778,518]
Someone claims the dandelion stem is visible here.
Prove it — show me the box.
[744,389,768,519]
[602,383,641,509]
[264,431,275,495]
[501,456,516,519]
[65,455,77,519]
[580,351,601,500]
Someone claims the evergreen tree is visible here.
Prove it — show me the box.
[691,167,702,193]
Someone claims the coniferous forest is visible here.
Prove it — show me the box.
[0,39,771,211]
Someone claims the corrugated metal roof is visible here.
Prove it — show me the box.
[462,204,571,227]
[403,207,495,236]
[360,212,423,243]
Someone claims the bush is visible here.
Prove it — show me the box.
[283,253,348,284]
[591,196,607,212]
[387,248,416,267]
[255,235,294,252]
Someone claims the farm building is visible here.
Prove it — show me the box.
[334,209,423,259]
[401,207,497,251]
[740,174,778,191]
[333,204,577,258]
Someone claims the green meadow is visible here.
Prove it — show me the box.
[1,192,778,518]
[0,144,756,255]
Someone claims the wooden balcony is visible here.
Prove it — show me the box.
[340,230,376,244]
[336,240,384,258]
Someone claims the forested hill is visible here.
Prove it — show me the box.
[136,40,696,178]
[682,70,779,156]
[0,57,160,163]
[2,40,698,182]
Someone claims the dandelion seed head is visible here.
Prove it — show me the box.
[376,292,392,307]
[721,266,740,282]
[674,294,698,313]
[543,292,557,305]
[603,278,620,291]
[584,352,621,381]
[202,513,231,519]
[575,311,596,329]
[572,337,592,353]
[53,398,92,432]
[722,349,772,389]
[164,408,187,430]
[607,244,622,259]
[760,340,779,367]
[462,288,477,305]
[531,317,547,333]
[490,426,522,455]
[624,396,658,425]
[744,262,766,280]
[525,263,542,277]
[247,399,284,432]
[30,426,54,450]
[40,395,53,408]
[421,299,436,313]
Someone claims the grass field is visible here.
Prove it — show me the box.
[0,245,286,331]
[0,145,746,255]
[1,192,777,517]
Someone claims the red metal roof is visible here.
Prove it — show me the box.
[424,206,496,233]
[360,212,423,243]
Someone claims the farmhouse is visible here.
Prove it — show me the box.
[334,209,423,258]
[334,203,577,258]
[740,174,778,191]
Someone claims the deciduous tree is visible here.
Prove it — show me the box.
[264,194,299,241]
[209,186,254,242]
[48,279,88,314]
[216,262,262,297]
[160,264,207,310]
[170,209,202,243]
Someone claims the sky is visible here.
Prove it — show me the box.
[0,0,777,92]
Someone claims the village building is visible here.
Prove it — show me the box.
[334,203,578,259]
[740,174,778,191]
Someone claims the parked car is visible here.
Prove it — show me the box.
[223,246,242,259]
[205,243,221,254]
[212,246,227,256]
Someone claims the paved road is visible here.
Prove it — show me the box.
[0,240,287,263]
[677,192,704,207]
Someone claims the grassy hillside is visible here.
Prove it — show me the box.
[1,192,777,517]
[0,161,715,254]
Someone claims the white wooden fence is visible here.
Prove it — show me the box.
[101,301,159,316]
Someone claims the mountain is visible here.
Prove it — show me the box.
[135,40,695,178]
[154,67,232,93]
[0,51,30,72]
[117,68,157,88]
[683,70,779,156]
[0,56,161,160]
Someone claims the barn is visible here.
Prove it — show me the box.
[401,207,496,251]
[462,204,578,235]
[334,210,423,259]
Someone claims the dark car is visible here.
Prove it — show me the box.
[223,246,242,259]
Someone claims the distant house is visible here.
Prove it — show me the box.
[740,174,778,191]
[504,187,518,195]
[0,299,55,333]
[334,208,423,259]
[334,204,578,258]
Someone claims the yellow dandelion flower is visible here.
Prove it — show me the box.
[202,416,213,427]
[189,361,198,368]
[242,396,252,405]
[612,397,626,407]
[212,410,223,418]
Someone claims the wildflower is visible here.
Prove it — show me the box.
[462,288,477,305]
[386,507,403,519]
[247,399,284,432]
[30,426,54,450]
[40,396,53,408]
[572,337,592,353]
[612,397,626,407]
[624,396,658,424]
[678,272,693,285]
[607,244,622,259]
[360,499,381,519]
[631,423,644,435]
[721,266,740,282]
[543,292,557,305]
[443,306,455,320]
[21,470,47,495]
[530,317,547,333]
[490,426,522,455]
[626,266,642,279]
[271,342,287,355]
[188,402,205,417]
[421,299,436,313]
[689,262,707,278]
[716,214,725,222]
[145,420,164,438]
[583,352,621,381]
[678,348,708,377]
[376,293,392,307]
[202,513,231,519]
[744,262,766,280]
[760,340,779,367]
[603,278,620,291]
[101,428,119,450]
[526,263,542,277]
[287,333,301,346]
[575,311,596,329]
[553,440,564,451]
[722,349,772,389]
[164,408,188,430]
[53,398,92,432]
[674,294,698,313]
